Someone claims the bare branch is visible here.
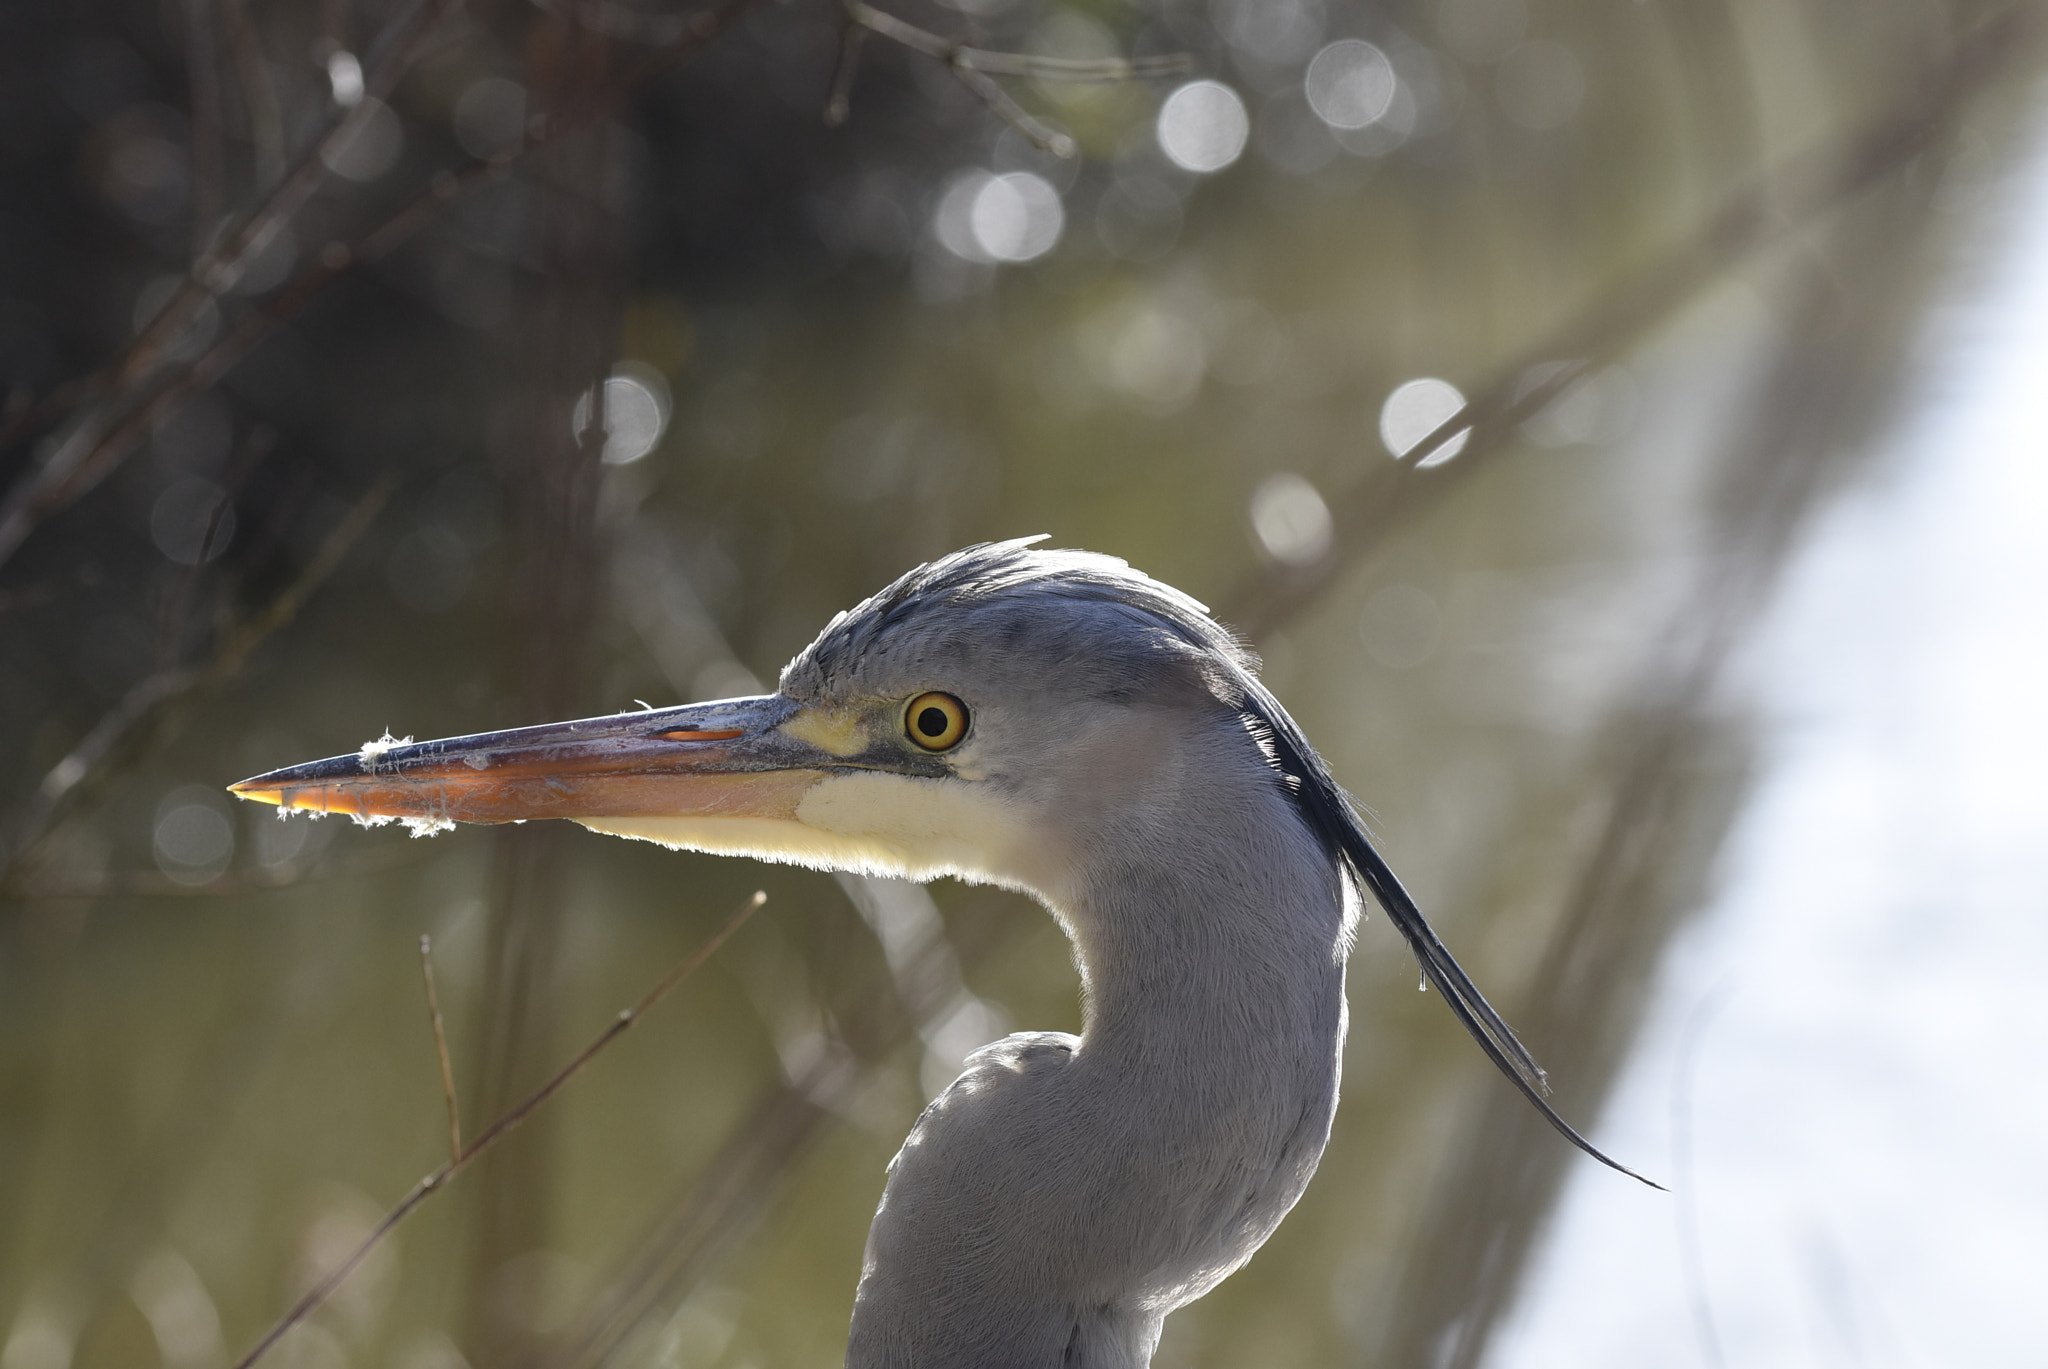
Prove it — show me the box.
[551,885,1035,1368]
[226,891,767,1369]
[420,935,463,1166]
[847,2,1191,82]
[0,0,460,564]
[613,0,781,88]
[824,19,867,128]
[951,63,1076,158]
[155,422,278,671]
[1222,3,2039,638]
[539,19,2040,1359]
[0,474,396,881]
[0,204,444,574]
[0,0,765,573]
[840,0,1193,155]
[0,373,92,455]
[219,0,286,189]
[132,0,466,380]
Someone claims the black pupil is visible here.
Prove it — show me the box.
[917,706,950,738]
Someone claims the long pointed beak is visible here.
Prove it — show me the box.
[229,695,842,827]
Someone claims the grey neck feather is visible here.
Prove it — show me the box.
[846,729,1348,1369]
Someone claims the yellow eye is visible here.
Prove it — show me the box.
[904,692,969,752]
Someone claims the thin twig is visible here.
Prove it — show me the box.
[848,2,1190,81]
[951,63,1075,157]
[0,475,396,880]
[552,883,1032,1369]
[1371,96,1989,1359]
[211,473,398,674]
[0,202,439,571]
[563,19,2034,1358]
[0,0,463,565]
[1222,3,2037,638]
[824,19,866,128]
[220,0,286,189]
[843,0,1190,156]
[133,0,465,378]
[227,890,766,1369]
[0,373,93,456]
[0,0,764,573]
[155,423,278,671]
[420,935,463,1165]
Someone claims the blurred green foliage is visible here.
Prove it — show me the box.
[0,0,2037,1366]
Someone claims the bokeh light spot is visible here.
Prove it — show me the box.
[1306,41,1397,130]
[571,363,671,465]
[970,172,1064,262]
[154,787,236,884]
[0,1300,76,1369]
[1250,474,1333,566]
[1380,377,1470,466]
[150,477,235,565]
[130,1246,223,1367]
[325,50,364,107]
[933,171,995,263]
[232,226,298,296]
[1215,0,1326,65]
[320,98,402,181]
[1157,81,1250,174]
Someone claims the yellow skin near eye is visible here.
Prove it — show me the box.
[905,692,969,752]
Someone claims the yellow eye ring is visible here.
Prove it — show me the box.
[904,692,969,752]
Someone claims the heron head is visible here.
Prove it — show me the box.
[231,541,1660,1182]
[229,540,1284,900]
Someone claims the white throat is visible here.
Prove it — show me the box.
[845,758,1351,1368]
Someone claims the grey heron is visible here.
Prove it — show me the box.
[232,539,1646,1367]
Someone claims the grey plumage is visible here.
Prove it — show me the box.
[805,545,1349,1364]
[232,538,1647,1369]
[810,542,1646,1364]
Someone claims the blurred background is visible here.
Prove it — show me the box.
[2,0,2045,1366]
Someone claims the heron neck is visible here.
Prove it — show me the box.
[1063,804,1349,1078]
